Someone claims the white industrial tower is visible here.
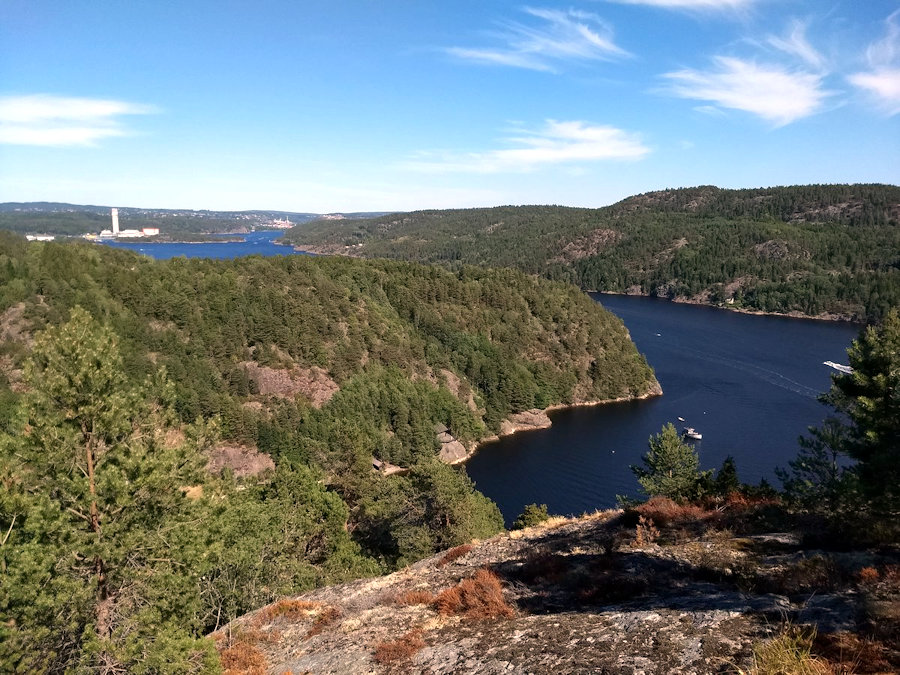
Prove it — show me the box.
[111,208,120,235]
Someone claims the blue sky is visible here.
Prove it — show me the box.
[1,0,898,212]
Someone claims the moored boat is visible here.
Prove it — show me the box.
[682,427,702,440]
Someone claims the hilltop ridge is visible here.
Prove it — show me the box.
[284,184,900,322]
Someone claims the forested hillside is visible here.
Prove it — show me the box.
[0,234,657,670]
[285,184,900,322]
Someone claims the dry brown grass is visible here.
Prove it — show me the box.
[305,606,341,638]
[813,631,893,674]
[881,564,900,586]
[432,569,514,619]
[373,628,426,665]
[773,555,844,595]
[516,549,568,584]
[395,590,435,606]
[220,640,268,675]
[633,515,660,547]
[255,598,320,625]
[858,567,880,584]
[634,497,711,528]
[437,544,473,567]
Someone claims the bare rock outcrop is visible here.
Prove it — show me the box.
[435,423,471,464]
[215,505,899,674]
[241,361,339,407]
[207,442,275,478]
[498,409,552,437]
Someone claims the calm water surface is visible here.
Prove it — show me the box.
[465,294,859,525]
[99,230,302,259]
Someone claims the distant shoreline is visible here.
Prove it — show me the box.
[592,291,863,325]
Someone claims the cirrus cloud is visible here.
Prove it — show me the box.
[605,0,756,10]
[401,120,650,174]
[0,94,157,147]
[662,56,832,126]
[848,10,900,115]
[446,7,629,73]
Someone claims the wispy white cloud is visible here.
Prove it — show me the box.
[848,10,900,115]
[766,20,826,70]
[605,0,756,10]
[401,120,649,174]
[0,94,156,146]
[662,56,832,126]
[446,8,629,73]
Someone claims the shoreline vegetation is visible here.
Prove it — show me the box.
[593,290,862,323]
[290,243,866,324]
[283,184,900,324]
[375,382,663,474]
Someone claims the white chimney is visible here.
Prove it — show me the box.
[111,208,119,235]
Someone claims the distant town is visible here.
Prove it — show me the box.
[2,202,390,240]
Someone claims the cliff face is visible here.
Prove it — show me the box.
[213,501,900,674]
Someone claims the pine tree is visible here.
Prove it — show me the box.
[0,307,219,672]
[713,456,741,496]
[631,423,710,501]
[776,418,851,510]
[812,309,900,514]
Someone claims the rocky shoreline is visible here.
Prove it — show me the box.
[449,381,664,466]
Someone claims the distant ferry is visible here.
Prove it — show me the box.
[823,361,853,374]
[682,427,702,440]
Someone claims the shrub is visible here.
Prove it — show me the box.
[515,549,568,584]
[511,503,550,530]
[305,607,341,638]
[394,590,435,606]
[631,423,711,501]
[220,640,267,675]
[437,544,472,567]
[633,515,660,547]
[633,496,710,528]
[432,569,514,619]
[373,628,426,665]
[773,555,843,595]
[858,566,880,584]
[813,631,893,674]
[255,599,320,625]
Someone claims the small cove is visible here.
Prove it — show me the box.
[464,294,859,526]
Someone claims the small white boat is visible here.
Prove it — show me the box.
[824,361,853,374]
[682,427,702,440]
[677,416,685,422]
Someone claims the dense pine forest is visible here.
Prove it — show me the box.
[285,184,900,322]
[0,234,657,670]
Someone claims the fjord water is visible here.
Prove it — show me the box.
[465,294,859,526]
[99,230,298,259]
[98,233,860,526]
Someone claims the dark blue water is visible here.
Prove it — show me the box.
[465,294,860,525]
[99,230,304,259]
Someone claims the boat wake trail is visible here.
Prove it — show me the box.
[676,346,822,399]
